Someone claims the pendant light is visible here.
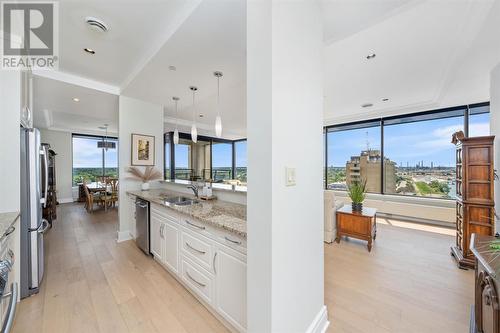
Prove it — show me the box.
[189,86,198,143]
[214,71,223,138]
[172,96,180,144]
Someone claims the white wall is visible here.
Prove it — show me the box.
[118,95,164,241]
[247,1,327,332]
[40,129,74,202]
[490,63,500,232]
[0,71,21,213]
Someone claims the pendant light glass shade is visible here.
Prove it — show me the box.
[191,124,197,143]
[214,71,223,138]
[173,128,179,144]
[215,115,222,137]
[189,86,198,143]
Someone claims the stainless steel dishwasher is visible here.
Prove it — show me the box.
[135,198,150,255]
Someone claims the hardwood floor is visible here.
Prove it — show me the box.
[325,218,474,333]
[13,204,474,333]
[12,203,229,333]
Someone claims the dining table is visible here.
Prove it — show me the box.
[84,181,116,211]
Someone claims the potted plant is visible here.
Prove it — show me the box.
[127,166,162,191]
[347,179,366,212]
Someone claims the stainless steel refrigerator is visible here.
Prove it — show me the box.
[20,127,50,299]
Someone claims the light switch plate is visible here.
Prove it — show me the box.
[285,167,296,186]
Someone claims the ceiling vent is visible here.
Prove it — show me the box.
[85,17,109,33]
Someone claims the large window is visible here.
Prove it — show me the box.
[469,104,490,137]
[212,141,233,182]
[164,133,241,184]
[325,102,490,199]
[235,140,247,184]
[326,121,381,192]
[383,110,464,198]
[72,134,118,185]
[174,141,191,180]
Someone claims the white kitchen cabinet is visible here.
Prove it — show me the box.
[138,200,247,332]
[150,213,164,262]
[214,244,247,332]
[163,221,179,274]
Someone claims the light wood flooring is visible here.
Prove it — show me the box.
[12,204,474,333]
[325,217,474,333]
[12,203,229,333]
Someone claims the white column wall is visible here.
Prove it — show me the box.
[40,129,74,202]
[118,95,164,241]
[247,1,327,332]
[0,71,21,213]
[490,63,500,232]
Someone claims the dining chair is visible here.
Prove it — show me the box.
[83,180,104,213]
[103,178,119,208]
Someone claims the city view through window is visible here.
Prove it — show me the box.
[326,105,490,199]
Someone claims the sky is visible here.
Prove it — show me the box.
[73,137,118,168]
[327,113,489,168]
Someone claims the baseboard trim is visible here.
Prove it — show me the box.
[117,230,132,243]
[58,197,74,204]
[306,305,329,333]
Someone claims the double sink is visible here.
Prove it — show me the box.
[163,196,200,206]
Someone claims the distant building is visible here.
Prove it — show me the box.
[345,150,397,193]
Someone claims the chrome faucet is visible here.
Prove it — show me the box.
[187,184,199,198]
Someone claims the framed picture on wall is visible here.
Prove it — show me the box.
[131,133,155,166]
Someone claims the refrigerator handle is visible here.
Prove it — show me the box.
[41,147,48,208]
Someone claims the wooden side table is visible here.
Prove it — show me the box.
[335,205,377,252]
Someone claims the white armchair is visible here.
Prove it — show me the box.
[324,191,344,243]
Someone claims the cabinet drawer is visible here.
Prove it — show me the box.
[181,232,214,272]
[151,203,178,224]
[181,258,214,305]
[215,233,246,254]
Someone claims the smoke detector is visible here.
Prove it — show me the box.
[85,17,109,33]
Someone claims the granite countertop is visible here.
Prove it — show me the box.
[0,212,20,242]
[127,189,247,238]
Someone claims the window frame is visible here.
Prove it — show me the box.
[164,132,246,182]
[324,101,490,200]
[71,133,119,186]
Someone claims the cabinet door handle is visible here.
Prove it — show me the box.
[186,242,206,255]
[213,252,218,274]
[160,224,164,238]
[224,236,242,245]
[186,271,206,287]
[186,220,205,230]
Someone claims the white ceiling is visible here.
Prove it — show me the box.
[33,76,118,135]
[321,0,415,44]
[34,0,500,137]
[57,0,200,87]
[323,0,500,124]
[122,0,246,138]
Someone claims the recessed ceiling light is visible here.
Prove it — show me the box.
[72,97,80,102]
[382,98,389,102]
[84,48,95,55]
[361,103,373,108]
[199,114,204,118]
[366,53,376,60]
[169,65,176,71]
